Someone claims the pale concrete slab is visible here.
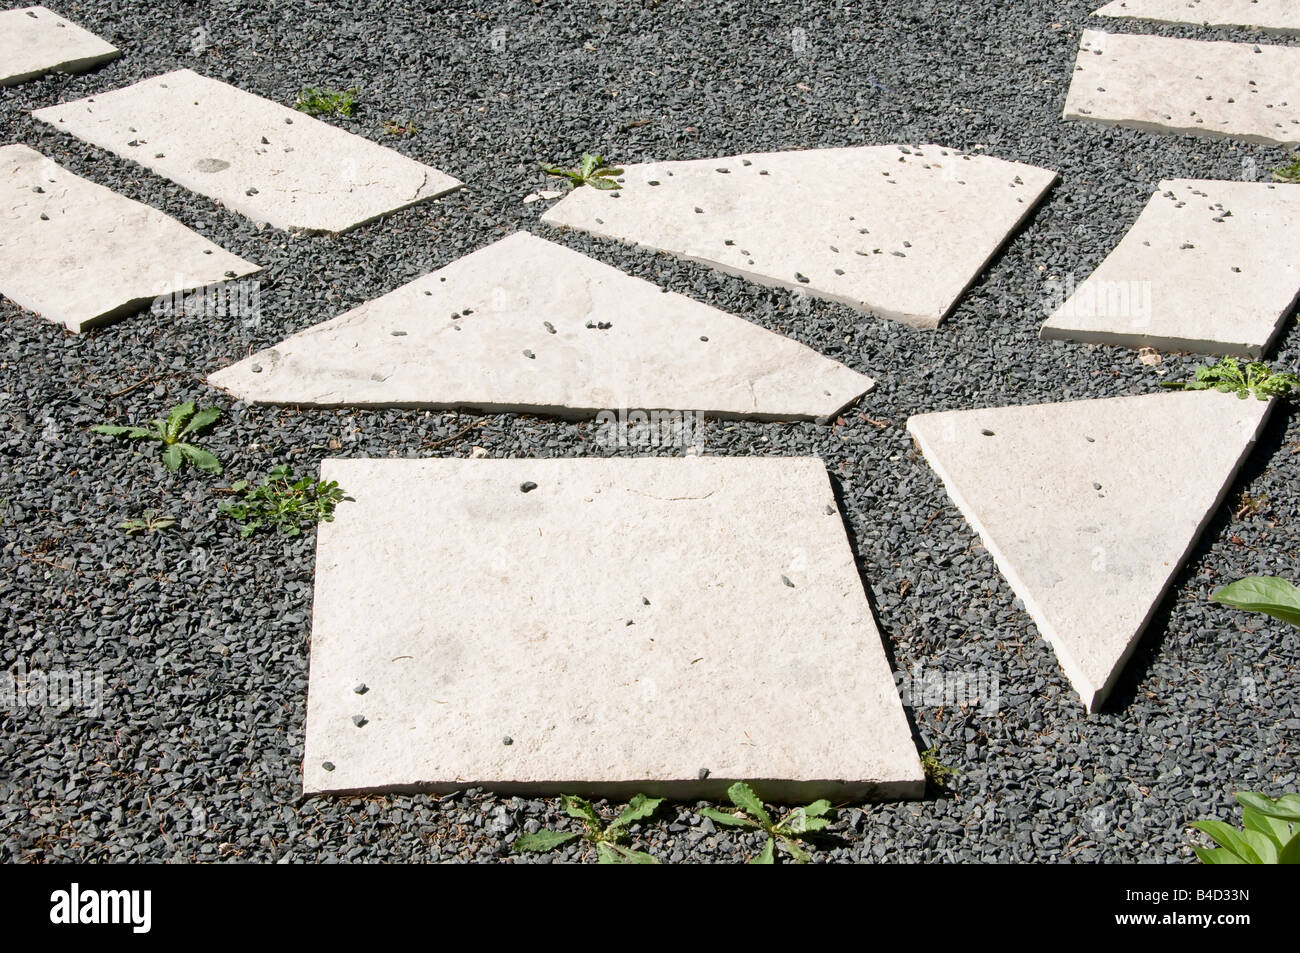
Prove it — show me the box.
[302,456,924,801]
[208,232,874,420]
[1063,30,1300,146]
[0,6,119,87]
[1095,0,1300,36]
[540,146,1057,328]
[0,144,260,332]
[31,69,462,234]
[1041,179,1300,358]
[907,391,1274,712]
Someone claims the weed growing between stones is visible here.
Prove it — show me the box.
[920,748,958,791]
[513,793,663,863]
[701,781,833,864]
[1191,791,1300,864]
[90,400,223,474]
[1272,154,1300,184]
[539,152,623,191]
[1161,356,1300,401]
[117,511,177,535]
[294,86,359,117]
[218,465,347,539]
[381,117,417,136]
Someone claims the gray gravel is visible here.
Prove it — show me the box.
[1,0,1297,863]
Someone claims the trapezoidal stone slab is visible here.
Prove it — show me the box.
[31,69,462,234]
[208,232,874,420]
[540,146,1058,328]
[0,144,260,332]
[1063,30,1300,146]
[907,390,1274,713]
[0,6,119,87]
[1041,179,1300,358]
[302,456,924,801]
[1095,0,1300,36]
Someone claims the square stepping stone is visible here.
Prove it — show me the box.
[540,146,1057,328]
[32,69,462,234]
[1041,179,1300,358]
[0,6,119,87]
[302,457,924,801]
[208,232,874,420]
[1095,0,1300,36]
[907,390,1274,712]
[1064,30,1300,146]
[0,144,260,332]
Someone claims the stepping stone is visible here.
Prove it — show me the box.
[207,232,873,420]
[907,390,1274,712]
[301,456,924,800]
[0,144,260,332]
[1063,30,1300,146]
[0,6,119,87]
[540,146,1057,328]
[31,69,462,234]
[1041,179,1300,358]
[1095,0,1300,36]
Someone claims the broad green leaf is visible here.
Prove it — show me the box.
[610,793,663,831]
[597,842,658,864]
[161,445,183,472]
[1279,830,1300,865]
[1242,806,1293,849]
[561,794,602,832]
[802,799,833,818]
[780,835,810,864]
[1191,820,1262,863]
[598,166,624,177]
[166,402,196,441]
[1238,791,1300,822]
[513,829,578,853]
[1212,577,1300,627]
[91,425,132,436]
[700,806,759,829]
[1239,829,1279,864]
[1194,846,1247,864]
[580,153,599,179]
[726,781,772,829]
[586,176,621,190]
[182,406,221,436]
[178,443,222,475]
[748,837,775,864]
[229,480,249,493]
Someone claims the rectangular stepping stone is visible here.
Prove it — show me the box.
[0,144,260,332]
[302,457,924,801]
[1041,179,1300,358]
[1095,0,1300,36]
[907,390,1274,712]
[1064,30,1300,146]
[0,6,119,87]
[32,69,462,234]
[540,146,1057,328]
[208,232,873,420]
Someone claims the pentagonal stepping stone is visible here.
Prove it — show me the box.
[0,6,119,87]
[539,146,1057,328]
[31,69,462,234]
[1041,180,1300,358]
[907,390,1275,712]
[1094,0,1300,36]
[0,144,260,332]
[1063,30,1300,146]
[302,456,924,800]
[207,232,873,420]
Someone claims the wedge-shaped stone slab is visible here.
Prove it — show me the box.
[908,391,1273,712]
[0,6,119,87]
[1064,30,1300,146]
[208,232,873,419]
[31,69,461,233]
[540,146,1057,328]
[1041,180,1300,358]
[0,144,260,332]
[1095,0,1300,36]
[302,456,924,801]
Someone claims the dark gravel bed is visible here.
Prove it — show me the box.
[1,0,1297,863]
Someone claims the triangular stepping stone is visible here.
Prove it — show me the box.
[0,144,260,332]
[1064,30,1300,146]
[208,232,873,420]
[0,6,119,87]
[302,456,924,800]
[540,146,1057,328]
[1095,0,1300,36]
[32,69,462,234]
[1041,179,1300,358]
[907,391,1274,712]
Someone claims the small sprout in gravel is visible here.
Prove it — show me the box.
[1212,576,1300,628]
[295,86,359,117]
[539,152,623,191]
[700,781,832,864]
[1161,356,1300,401]
[91,401,223,474]
[513,793,663,863]
[1191,791,1300,864]
[382,117,417,136]
[1271,154,1300,185]
[219,465,347,538]
[920,747,958,789]
[118,511,177,535]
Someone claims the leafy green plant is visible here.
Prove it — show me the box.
[219,464,346,538]
[1161,357,1300,401]
[700,781,832,864]
[1191,791,1300,864]
[1271,154,1300,185]
[513,793,663,863]
[539,152,623,191]
[1212,576,1300,627]
[90,402,222,474]
[295,86,359,117]
[382,117,416,136]
[118,511,177,535]
[920,747,959,789]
